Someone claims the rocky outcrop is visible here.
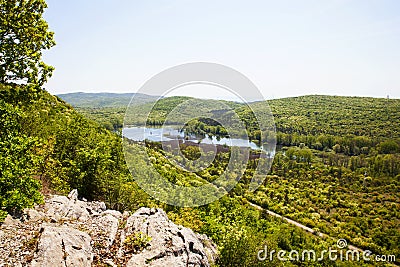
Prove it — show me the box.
[0,191,218,267]
[122,208,217,267]
[31,226,93,267]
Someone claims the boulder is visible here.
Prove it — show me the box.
[31,226,93,267]
[45,195,90,221]
[24,209,45,222]
[67,189,79,201]
[44,193,105,221]
[103,209,123,219]
[124,207,217,267]
[93,214,119,250]
[86,201,107,215]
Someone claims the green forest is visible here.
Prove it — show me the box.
[122,95,400,263]
[2,83,399,266]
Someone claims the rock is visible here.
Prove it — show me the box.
[196,233,219,264]
[0,190,218,267]
[68,189,79,201]
[93,214,119,249]
[1,215,19,227]
[31,226,93,267]
[124,207,217,267]
[24,209,44,222]
[104,259,117,267]
[123,211,130,218]
[45,196,90,222]
[86,201,107,215]
[102,209,123,219]
[45,191,107,221]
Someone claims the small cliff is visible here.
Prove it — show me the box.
[0,190,218,267]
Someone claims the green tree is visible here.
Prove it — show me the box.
[0,0,55,86]
[379,140,399,154]
[0,101,43,221]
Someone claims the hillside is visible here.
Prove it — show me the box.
[0,190,217,266]
[267,95,400,139]
[2,87,399,266]
[56,92,160,131]
[57,92,158,108]
[0,86,332,266]
[120,94,399,264]
[0,84,131,215]
[67,94,400,139]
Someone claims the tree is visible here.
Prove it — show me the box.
[0,0,55,86]
[379,140,399,154]
[0,100,43,221]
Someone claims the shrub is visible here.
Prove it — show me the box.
[124,232,152,253]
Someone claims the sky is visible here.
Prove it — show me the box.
[43,0,400,99]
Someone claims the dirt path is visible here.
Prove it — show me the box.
[248,200,365,252]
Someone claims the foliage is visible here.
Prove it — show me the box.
[2,85,399,265]
[379,140,399,154]
[124,232,152,253]
[75,107,125,132]
[0,84,132,207]
[0,0,55,86]
[122,136,396,266]
[0,99,43,219]
[118,94,400,265]
[57,92,157,108]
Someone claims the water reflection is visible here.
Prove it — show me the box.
[123,126,268,151]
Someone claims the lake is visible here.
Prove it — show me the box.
[123,126,268,151]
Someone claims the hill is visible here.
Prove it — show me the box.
[74,94,400,140]
[88,94,400,147]
[2,88,399,266]
[121,94,400,263]
[267,95,400,139]
[0,84,131,217]
[56,92,161,131]
[56,92,158,108]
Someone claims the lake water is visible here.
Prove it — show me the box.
[123,126,266,151]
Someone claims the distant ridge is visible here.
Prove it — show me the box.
[57,92,159,108]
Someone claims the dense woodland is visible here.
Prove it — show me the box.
[62,93,400,266]
[2,85,399,266]
[125,95,400,262]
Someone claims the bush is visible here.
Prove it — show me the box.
[0,101,43,220]
[379,140,399,154]
[124,232,152,253]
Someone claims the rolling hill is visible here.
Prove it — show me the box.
[57,92,158,108]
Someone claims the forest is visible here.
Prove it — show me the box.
[60,93,400,266]
[2,84,399,266]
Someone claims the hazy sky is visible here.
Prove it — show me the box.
[43,0,400,99]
